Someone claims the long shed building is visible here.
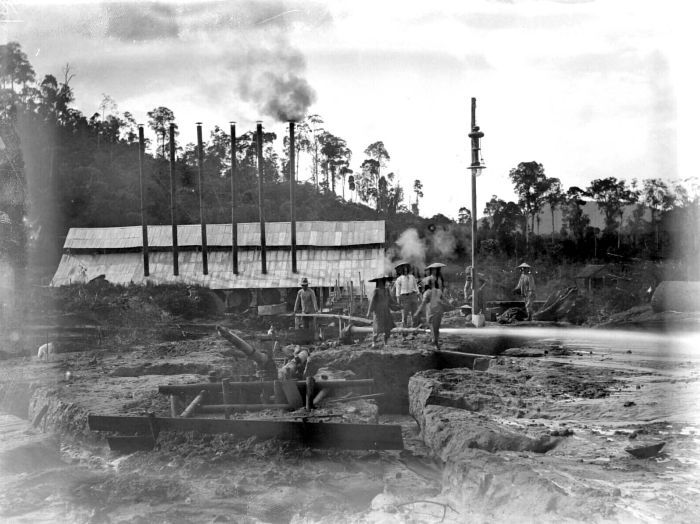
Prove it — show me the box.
[51,220,386,308]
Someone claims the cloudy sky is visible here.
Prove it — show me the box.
[2,0,695,218]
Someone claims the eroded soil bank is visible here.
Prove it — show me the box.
[1,324,699,522]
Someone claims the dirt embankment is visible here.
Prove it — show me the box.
[404,352,700,523]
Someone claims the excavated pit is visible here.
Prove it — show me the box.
[305,332,517,414]
[2,326,699,522]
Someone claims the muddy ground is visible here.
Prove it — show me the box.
[0,317,699,523]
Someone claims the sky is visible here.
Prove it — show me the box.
[2,0,697,219]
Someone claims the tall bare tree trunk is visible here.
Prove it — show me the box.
[551,207,555,242]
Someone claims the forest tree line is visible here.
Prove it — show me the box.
[1,41,697,284]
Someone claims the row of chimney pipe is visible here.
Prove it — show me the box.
[137,121,300,278]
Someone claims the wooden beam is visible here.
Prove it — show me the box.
[88,415,404,450]
[158,379,374,397]
[198,404,291,413]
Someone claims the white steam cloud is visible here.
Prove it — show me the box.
[395,228,426,268]
[431,228,457,259]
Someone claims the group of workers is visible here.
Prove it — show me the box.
[293,261,537,350]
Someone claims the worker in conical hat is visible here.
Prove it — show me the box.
[294,277,318,331]
[513,263,536,321]
[367,274,396,348]
[425,262,446,290]
[394,262,420,327]
[416,275,449,350]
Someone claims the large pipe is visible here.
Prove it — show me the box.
[348,325,425,335]
[169,122,179,276]
[137,125,149,277]
[230,122,238,274]
[468,98,484,317]
[196,123,208,275]
[289,121,298,273]
[256,121,267,274]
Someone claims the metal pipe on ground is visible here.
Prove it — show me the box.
[347,325,424,335]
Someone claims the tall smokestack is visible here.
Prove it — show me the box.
[289,121,297,273]
[230,122,238,275]
[196,123,208,275]
[138,125,149,277]
[257,121,267,274]
[169,122,179,276]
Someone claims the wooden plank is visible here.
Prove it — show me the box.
[88,415,404,450]
[158,379,375,397]
[198,404,291,413]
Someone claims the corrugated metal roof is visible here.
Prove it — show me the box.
[63,221,385,250]
[51,248,385,289]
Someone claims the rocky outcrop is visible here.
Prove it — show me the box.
[409,369,560,454]
[407,366,639,522]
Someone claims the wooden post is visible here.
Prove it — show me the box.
[222,379,231,419]
[305,376,315,410]
[349,280,354,316]
[169,395,183,418]
[180,390,207,418]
